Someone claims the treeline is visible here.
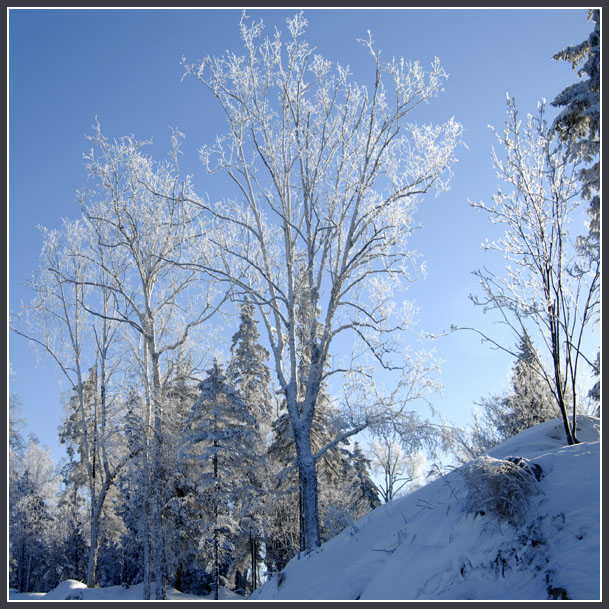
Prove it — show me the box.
[9,299,380,597]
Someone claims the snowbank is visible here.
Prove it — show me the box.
[253,416,601,601]
[9,582,242,602]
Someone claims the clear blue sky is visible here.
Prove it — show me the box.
[8,8,596,463]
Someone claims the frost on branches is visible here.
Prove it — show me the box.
[182,11,461,552]
[469,97,600,446]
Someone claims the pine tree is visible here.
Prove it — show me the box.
[349,443,382,513]
[226,300,272,594]
[9,438,56,593]
[163,357,212,595]
[499,333,561,438]
[551,9,600,253]
[551,12,600,413]
[116,387,149,587]
[180,361,261,599]
[454,333,561,464]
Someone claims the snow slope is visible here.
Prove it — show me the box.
[253,416,601,601]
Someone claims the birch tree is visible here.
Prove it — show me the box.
[182,12,461,551]
[79,124,227,599]
[10,219,110,588]
[468,97,600,446]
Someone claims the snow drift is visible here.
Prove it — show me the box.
[253,416,600,601]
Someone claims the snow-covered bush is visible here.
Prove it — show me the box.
[459,456,542,522]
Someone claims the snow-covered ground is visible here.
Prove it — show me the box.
[8,416,600,601]
[253,416,601,601]
[8,580,243,601]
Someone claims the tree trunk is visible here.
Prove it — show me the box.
[86,516,100,587]
[146,343,166,601]
[550,319,578,445]
[250,535,257,593]
[294,428,321,552]
[213,445,220,601]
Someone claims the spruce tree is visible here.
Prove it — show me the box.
[551,9,600,252]
[226,300,272,594]
[551,10,600,413]
[499,333,560,438]
[181,361,261,599]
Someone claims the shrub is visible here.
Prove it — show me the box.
[459,456,542,522]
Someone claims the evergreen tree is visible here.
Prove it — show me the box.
[59,368,98,495]
[180,361,261,600]
[498,333,561,439]
[226,300,272,594]
[453,334,560,464]
[53,483,89,585]
[550,11,601,413]
[349,442,382,513]
[116,387,149,587]
[9,438,56,593]
[551,9,600,251]
[163,360,212,595]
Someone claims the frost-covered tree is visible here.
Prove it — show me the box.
[227,299,273,431]
[115,387,149,587]
[265,399,381,571]
[468,97,600,446]
[226,300,272,593]
[9,437,57,593]
[181,13,460,551]
[369,429,427,503]
[180,361,261,600]
[551,10,600,413]
[53,479,89,585]
[10,218,113,588]
[551,9,600,253]
[80,124,226,599]
[498,332,560,438]
[453,334,568,466]
[9,394,25,481]
[348,442,382,513]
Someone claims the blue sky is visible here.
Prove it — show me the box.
[8,8,597,463]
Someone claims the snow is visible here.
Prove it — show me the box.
[8,416,600,601]
[8,581,243,602]
[252,416,600,601]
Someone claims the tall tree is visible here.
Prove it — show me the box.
[182,12,461,550]
[467,97,600,445]
[10,218,112,588]
[226,300,272,594]
[80,124,226,598]
[551,10,601,413]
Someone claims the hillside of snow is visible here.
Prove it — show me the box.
[253,416,601,601]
